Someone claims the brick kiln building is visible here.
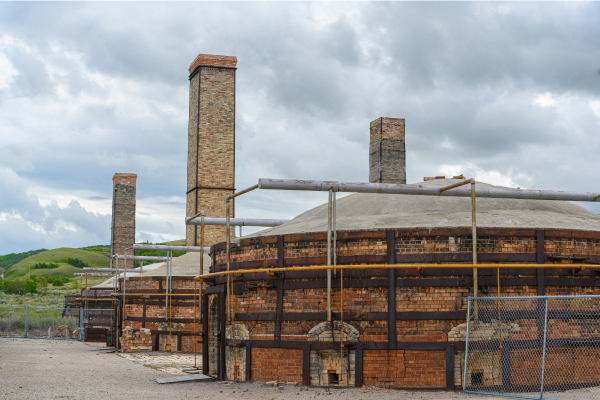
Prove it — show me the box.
[119,53,600,389]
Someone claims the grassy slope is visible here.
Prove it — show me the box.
[5,248,110,279]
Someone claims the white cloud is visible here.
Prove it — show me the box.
[533,92,557,108]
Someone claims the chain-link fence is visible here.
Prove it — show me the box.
[463,295,600,400]
[0,306,112,341]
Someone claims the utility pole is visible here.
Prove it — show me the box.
[28,252,30,280]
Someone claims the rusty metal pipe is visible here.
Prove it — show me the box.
[226,184,259,201]
[75,273,116,277]
[258,178,600,202]
[471,180,478,319]
[195,262,588,280]
[327,189,332,323]
[185,217,289,227]
[226,199,231,322]
[199,211,204,323]
[439,179,471,193]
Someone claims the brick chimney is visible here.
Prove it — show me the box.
[369,117,406,184]
[110,173,137,269]
[186,54,236,247]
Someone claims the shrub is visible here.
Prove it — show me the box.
[66,257,89,269]
[23,279,38,294]
[51,277,64,287]
[32,262,59,269]
[1,279,26,295]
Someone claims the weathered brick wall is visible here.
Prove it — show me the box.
[186,54,236,248]
[110,173,137,269]
[250,348,303,383]
[369,117,406,184]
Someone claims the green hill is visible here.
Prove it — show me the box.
[5,248,110,279]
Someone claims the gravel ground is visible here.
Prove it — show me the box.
[0,338,496,400]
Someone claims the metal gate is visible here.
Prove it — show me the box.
[463,295,600,399]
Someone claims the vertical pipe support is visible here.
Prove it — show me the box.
[79,307,84,341]
[24,306,29,338]
[471,180,478,319]
[326,189,333,323]
[226,200,231,322]
[540,298,549,399]
[462,298,473,391]
[199,211,205,323]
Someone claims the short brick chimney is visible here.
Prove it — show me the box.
[369,117,406,184]
[110,173,137,269]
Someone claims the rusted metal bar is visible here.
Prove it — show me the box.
[257,178,600,202]
[83,268,137,272]
[75,273,115,277]
[226,199,231,322]
[196,263,592,280]
[471,179,477,297]
[327,189,332,322]
[226,184,258,201]
[199,211,204,323]
[186,216,289,226]
[439,179,471,193]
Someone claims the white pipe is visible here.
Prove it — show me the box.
[115,255,169,261]
[258,178,600,202]
[133,244,209,253]
[83,268,137,272]
[185,217,289,226]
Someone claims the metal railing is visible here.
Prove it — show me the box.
[463,295,600,399]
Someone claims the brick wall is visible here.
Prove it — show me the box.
[186,54,236,248]
[110,173,137,269]
[250,348,303,383]
[369,117,406,184]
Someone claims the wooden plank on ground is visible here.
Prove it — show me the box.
[155,374,213,384]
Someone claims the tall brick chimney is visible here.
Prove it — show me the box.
[369,117,406,184]
[110,173,137,269]
[186,54,236,247]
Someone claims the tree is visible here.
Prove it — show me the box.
[24,279,38,294]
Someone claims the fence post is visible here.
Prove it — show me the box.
[79,307,84,341]
[24,306,29,338]
[539,298,549,399]
[462,297,472,392]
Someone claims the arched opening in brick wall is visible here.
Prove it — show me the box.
[208,295,218,376]
[307,321,360,386]
[226,324,249,381]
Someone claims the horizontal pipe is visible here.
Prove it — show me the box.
[74,273,116,277]
[83,268,137,272]
[258,178,600,202]
[196,263,593,280]
[115,255,169,261]
[185,217,289,226]
[133,244,210,253]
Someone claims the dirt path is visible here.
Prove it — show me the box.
[0,338,494,399]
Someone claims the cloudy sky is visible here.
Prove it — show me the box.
[0,2,599,254]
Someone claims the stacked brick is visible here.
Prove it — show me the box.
[120,327,152,352]
[369,117,406,184]
[186,54,236,248]
[110,173,137,269]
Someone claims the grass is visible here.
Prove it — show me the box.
[5,248,110,280]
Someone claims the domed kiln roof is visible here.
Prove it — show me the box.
[248,179,600,237]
